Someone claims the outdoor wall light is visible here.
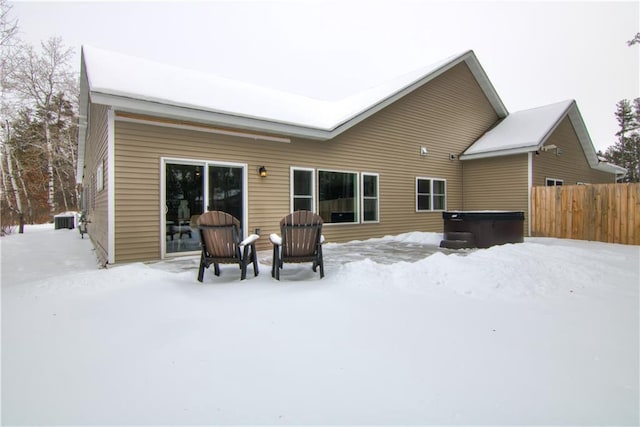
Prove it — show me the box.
[539,144,557,152]
[259,166,268,177]
[539,144,561,156]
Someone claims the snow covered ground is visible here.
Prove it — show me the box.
[2,224,639,425]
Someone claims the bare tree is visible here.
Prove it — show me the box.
[627,32,640,46]
[4,37,76,220]
[0,0,17,47]
[0,0,24,231]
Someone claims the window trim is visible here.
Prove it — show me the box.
[160,157,248,260]
[416,177,447,212]
[318,168,360,225]
[290,167,316,213]
[545,178,564,186]
[361,172,380,223]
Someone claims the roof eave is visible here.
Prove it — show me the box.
[84,48,510,144]
[566,103,600,168]
[595,162,627,175]
[327,51,508,139]
[461,100,612,176]
[463,51,509,118]
[76,48,89,185]
[459,145,536,160]
[91,92,334,141]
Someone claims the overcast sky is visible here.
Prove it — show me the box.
[10,0,640,151]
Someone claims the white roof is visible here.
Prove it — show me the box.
[84,45,342,130]
[76,46,625,183]
[80,46,507,139]
[77,46,508,182]
[460,99,626,176]
[461,100,575,158]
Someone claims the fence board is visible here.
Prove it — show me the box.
[629,185,640,245]
[619,184,628,244]
[571,187,581,238]
[531,183,640,245]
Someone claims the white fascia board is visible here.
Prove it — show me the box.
[464,51,509,118]
[459,145,537,160]
[567,104,599,168]
[325,75,448,137]
[327,51,505,137]
[595,162,627,174]
[90,92,333,141]
[88,50,510,143]
[532,101,574,152]
[76,55,89,184]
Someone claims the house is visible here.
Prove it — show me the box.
[77,46,623,265]
[460,99,626,235]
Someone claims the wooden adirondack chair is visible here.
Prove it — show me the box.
[197,211,259,282]
[270,210,324,280]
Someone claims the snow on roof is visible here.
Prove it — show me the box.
[461,100,574,159]
[460,100,626,175]
[77,46,508,183]
[83,45,335,130]
[80,46,506,137]
[82,46,422,130]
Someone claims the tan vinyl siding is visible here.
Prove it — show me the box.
[533,117,616,185]
[82,103,109,264]
[462,154,530,232]
[112,62,499,262]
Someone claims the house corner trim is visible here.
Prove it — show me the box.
[107,108,116,264]
[527,151,533,237]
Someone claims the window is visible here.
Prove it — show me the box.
[96,160,104,192]
[290,168,379,225]
[318,170,358,223]
[362,173,379,222]
[291,168,315,212]
[546,178,563,186]
[416,177,446,211]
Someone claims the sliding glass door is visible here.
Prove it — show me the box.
[164,160,245,256]
[208,165,243,228]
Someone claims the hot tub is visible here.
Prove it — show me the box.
[441,211,524,249]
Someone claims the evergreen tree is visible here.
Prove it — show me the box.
[602,99,640,182]
[601,36,640,183]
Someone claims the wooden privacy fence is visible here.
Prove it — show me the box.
[531,183,640,245]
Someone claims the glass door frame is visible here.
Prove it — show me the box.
[160,157,248,259]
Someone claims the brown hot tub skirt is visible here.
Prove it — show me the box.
[440,211,524,249]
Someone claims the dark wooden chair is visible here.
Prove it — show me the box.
[270,210,324,280]
[197,211,259,282]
